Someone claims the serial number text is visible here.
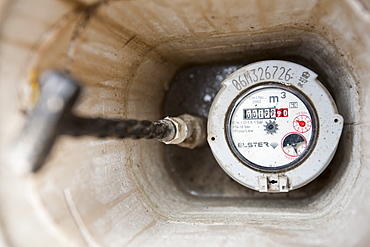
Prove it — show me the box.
[232,66,294,90]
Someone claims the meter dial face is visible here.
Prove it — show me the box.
[226,84,317,172]
[282,132,307,157]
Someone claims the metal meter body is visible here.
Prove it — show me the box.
[208,60,343,192]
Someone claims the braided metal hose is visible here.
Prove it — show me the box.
[8,71,205,174]
[63,117,175,141]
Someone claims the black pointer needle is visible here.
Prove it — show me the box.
[291,143,298,155]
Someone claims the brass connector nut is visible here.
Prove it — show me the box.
[162,117,189,145]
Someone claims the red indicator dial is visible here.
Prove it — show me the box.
[293,115,312,133]
[297,120,306,127]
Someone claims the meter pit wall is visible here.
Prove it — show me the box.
[0,0,369,246]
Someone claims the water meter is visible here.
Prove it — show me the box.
[208,60,343,192]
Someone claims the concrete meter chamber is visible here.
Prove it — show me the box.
[0,0,370,246]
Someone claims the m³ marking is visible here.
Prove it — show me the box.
[269,96,279,103]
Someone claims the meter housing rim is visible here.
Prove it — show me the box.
[207,60,344,192]
[225,83,319,173]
